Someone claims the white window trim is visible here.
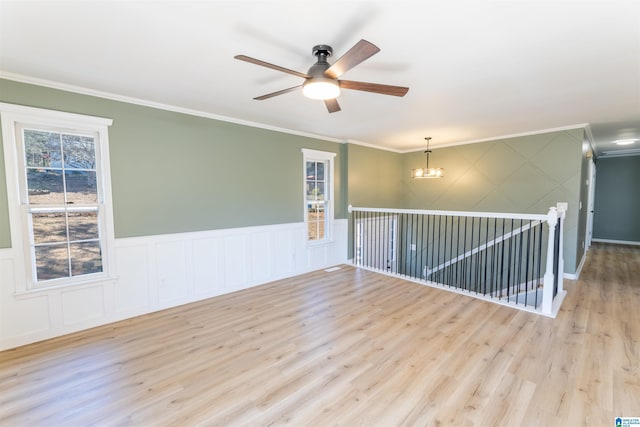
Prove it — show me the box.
[0,102,116,292]
[302,148,336,245]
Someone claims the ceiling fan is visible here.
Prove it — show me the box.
[234,39,409,113]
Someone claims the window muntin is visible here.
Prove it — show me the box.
[19,126,104,284]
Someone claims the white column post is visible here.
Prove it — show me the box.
[556,202,567,292]
[541,206,558,315]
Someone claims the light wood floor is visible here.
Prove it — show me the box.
[1,243,639,426]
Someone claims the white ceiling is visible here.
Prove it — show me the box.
[1,1,639,156]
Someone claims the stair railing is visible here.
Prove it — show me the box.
[348,204,567,317]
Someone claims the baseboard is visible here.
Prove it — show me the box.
[564,252,586,280]
[592,238,640,246]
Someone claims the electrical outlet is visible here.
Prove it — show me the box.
[411,244,416,251]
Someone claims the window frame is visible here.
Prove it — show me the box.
[302,148,335,245]
[1,103,115,292]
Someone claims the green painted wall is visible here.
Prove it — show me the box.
[345,143,403,258]
[593,156,640,242]
[1,78,588,275]
[0,79,345,245]
[401,129,585,273]
[347,143,403,208]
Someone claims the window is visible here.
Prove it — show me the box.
[306,160,327,240]
[302,149,335,242]
[1,103,113,289]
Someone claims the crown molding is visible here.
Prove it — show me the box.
[599,148,640,158]
[343,138,405,153]
[0,71,344,144]
[0,71,593,155]
[400,124,590,153]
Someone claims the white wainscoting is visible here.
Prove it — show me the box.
[0,219,348,351]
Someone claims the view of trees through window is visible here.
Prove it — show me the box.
[306,160,326,241]
[23,128,103,282]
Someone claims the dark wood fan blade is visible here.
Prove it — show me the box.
[339,80,409,97]
[235,55,309,79]
[253,85,302,100]
[253,85,302,101]
[324,39,380,79]
[324,98,341,113]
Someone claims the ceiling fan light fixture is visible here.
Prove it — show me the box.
[302,78,341,100]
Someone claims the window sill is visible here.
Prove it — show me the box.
[306,238,335,247]
[14,275,119,299]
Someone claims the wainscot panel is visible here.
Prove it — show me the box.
[0,220,348,350]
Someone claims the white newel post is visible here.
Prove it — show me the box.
[541,206,558,315]
[556,202,567,293]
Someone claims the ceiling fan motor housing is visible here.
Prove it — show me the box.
[312,45,333,58]
[308,45,333,77]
